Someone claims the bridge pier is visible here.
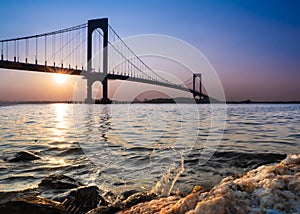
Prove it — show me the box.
[84,77,111,104]
[84,72,111,104]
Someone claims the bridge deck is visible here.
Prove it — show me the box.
[0,60,206,97]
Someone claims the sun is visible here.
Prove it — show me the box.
[54,74,67,84]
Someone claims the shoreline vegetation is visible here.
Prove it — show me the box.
[0,154,299,213]
[1,98,300,105]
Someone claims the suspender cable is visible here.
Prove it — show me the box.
[82,28,84,69]
[53,34,55,66]
[60,32,62,67]
[45,35,47,65]
[0,42,2,60]
[14,40,16,62]
[35,36,38,64]
[6,41,8,61]
[67,31,70,68]
[16,40,19,62]
[59,28,83,68]
[25,39,28,63]
[72,30,75,69]
[66,31,68,68]
[99,33,102,72]
[76,30,78,69]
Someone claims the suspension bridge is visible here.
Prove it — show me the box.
[0,18,207,103]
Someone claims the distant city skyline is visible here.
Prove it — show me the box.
[0,0,299,101]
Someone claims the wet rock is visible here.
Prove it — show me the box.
[8,151,41,162]
[0,189,40,205]
[89,191,161,214]
[0,196,66,214]
[39,174,83,190]
[52,191,73,203]
[61,186,108,214]
[122,191,157,208]
[120,190,140,201]
[98,189,117,203]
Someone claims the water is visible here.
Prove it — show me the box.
[0,103,299,196]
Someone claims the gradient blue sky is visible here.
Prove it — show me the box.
[0,0,299,101]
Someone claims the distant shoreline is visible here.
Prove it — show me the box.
[1,99,300,105]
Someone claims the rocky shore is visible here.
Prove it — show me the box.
[118,154,300,214]
[0,153,299,214]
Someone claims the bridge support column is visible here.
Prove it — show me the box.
[85,78,94,104]
[193,73,202,99]
[102,76,109,103]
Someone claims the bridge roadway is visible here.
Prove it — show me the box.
[0,60,206,98]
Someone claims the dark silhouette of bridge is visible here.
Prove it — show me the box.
[0,18,206,103]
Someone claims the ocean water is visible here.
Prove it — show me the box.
[0,103,299,196]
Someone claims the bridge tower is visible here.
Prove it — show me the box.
[193,73,202,99]
[85,18,110,104]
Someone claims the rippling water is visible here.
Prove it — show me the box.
[0,104,299,195]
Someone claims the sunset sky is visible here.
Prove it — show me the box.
[0,0,299,101]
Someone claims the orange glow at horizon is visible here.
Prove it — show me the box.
[0,69,81,101]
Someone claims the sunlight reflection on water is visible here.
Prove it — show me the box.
[0,104,299,194]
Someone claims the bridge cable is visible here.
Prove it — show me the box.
[96,29,154,80]
[107,25,173,84]
[49,28,84,68]
[0,24,87,43]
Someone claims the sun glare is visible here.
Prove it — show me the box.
[54,74,67,84]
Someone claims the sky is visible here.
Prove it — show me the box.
[0,0,299,101]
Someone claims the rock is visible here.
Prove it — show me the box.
[122,191,157,208]
[8,151,41,162]
[86,190,152,214]
[0,189,40,205]
[0,196,66,214]
[98,190,117,203]
[118,196,180,214]
[117,154,300,214]
[39,174,83,190]
[61,186,108,214]
[191,185,206,194]
[120,190,140,201]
